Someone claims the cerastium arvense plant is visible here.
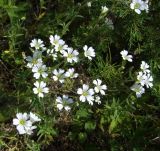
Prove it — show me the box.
[13,34,153,136]
[8,1,159,150]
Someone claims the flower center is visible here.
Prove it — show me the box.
[68,53,73,58]
[35,43,40,49]
[58,45,63,51]
[134,3,141,9]
[32,59,38,64]
[38,67,44,74]
[37,88,43,93]
[54,40,58,45]
[97,85,101,90]
[57,73,63,79]
[83,91,88,97]
[19,119,26,125]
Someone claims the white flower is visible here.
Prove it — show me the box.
[26,51,43,68]
[140,61,150,73]
[83,45,95,60]
[101,6,108,14]
[62,48,79,63]
[137,71,146,84]
[142,73,153,88]
[52,69,65,83]
[13,113,32,135]
[33,81,49,98]
[87,2,92,7]
[65,68,79,79]
[32,63,48,79]
[77,84,94,105]
[27,58,43,69]
[137,72,153,88]
[130,0,145,14]
[54,40,68,53]
[29,112,41,123]
[120,50,133,62]
[49,35,68,53]
[25,126,37,135]
[95,96,101,104]
[131,83,145,98]
[13,112,41,135]
[56,95,73,111]
[93,79,107,95]
[30,39,45,50]
[142,0,149,13]
[49,35,62,46]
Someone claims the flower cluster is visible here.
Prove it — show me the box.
[130,0,149,14]
[77,79,107,105]
[13,112,41,135]
[48,35,95,62]
[120,50,153,98]
[131,61,153,97]
[25,35,96,98]
[52,68,78,83]
[26,39,49,98]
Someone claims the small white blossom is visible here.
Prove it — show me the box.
[137,72,153,88]
[83,45,95,60]
[30,39,45,50]
[101,6,108,14]
[65,68,79,79]
[95,96,101,104]
[130,0,148,14]
[54,40,68,53]
[62,48,79,63]
[25,126,37,135]
[142,73,153,88]
[87,2,92,7]
[142,0,149,13]
[49,35,68,53]
[140,61,150,73]
[13,112,41,135]
[26,51,43,68]
[120,50,133,62]
[32,63,48,79]
[93,79,107,95]
[56,95,73,111]
[29,112,41,123]
[52,69,65,83]
[131,83,145,98]
[13,113,32,135]
[33,81,49,98]
[27,58,43,69]
[137,71,146,84]
[77,84,95,105]
[49,35,61,46]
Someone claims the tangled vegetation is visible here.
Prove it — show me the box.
[0,0,160,150]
